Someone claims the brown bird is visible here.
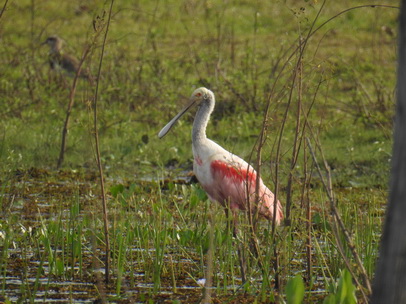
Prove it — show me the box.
[43,35,92,80]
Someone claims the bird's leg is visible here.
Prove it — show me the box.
[223,207,232,235]
[236,234,247,284]
[224,204,247,284]
[231,210,239,238]
[224,204,246,283]
[247,209,260,258]
[224,206,240,237]
[231,209,247,284]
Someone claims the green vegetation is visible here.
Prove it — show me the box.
[0,0,398,302]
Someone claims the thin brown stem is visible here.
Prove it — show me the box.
[306,137,371,301]
[0,0,9,20]
[301,143,313,283]
[281,0,326,224]
[57,46,91,169]
[93,0,115,284]
[202,210,215,304]
[285,36,304,224]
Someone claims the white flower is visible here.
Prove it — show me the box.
[197,278,206,287]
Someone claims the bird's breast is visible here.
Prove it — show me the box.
[194,155,203,166]
[193,153,216,187]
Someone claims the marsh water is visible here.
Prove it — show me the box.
[0,168,353,303]
[1,168,211,303]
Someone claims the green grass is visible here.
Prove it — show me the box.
[0,0,398,302]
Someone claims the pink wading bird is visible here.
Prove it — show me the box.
[158,87,283,233]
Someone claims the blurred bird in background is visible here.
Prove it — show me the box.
[42,35,92,81]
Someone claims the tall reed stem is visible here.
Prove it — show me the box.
[93,0,115,284]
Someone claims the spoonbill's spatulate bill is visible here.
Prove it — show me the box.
[159,87,283,226]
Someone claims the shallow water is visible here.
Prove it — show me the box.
[0,168,367,303]
[0,169,224,303]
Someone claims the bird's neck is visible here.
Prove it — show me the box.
[50,44,63,54]
[192,98,215,145]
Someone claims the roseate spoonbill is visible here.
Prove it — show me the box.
[43,35,92,79]
[159,87,283,231]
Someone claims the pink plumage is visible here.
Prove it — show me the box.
[206,160,283,224]
[159,87,283,227]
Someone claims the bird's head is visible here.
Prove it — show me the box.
[158,87,214,138]
[42,35,63,52]
[189,87,213,105]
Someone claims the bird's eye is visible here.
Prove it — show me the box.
[196,92,202,97]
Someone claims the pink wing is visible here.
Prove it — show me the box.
[202,159,283,224]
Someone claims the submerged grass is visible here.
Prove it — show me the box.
[0,166,388,302]
[0,0,398,302]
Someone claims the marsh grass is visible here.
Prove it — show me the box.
[0,0,398,302]
[0,166,388,302]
